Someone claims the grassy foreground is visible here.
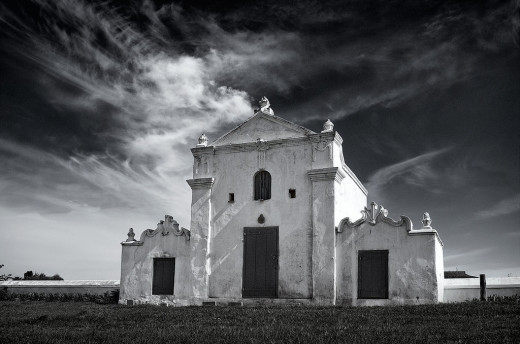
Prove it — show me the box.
[1,301,518,343]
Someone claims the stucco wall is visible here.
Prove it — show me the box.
[120,231,191,306]
[192,116,370,302]
[120,112,447,306]
[207,141,315,299]
[336,211,443,306]
[333,176,367,227]
[435,237,445,302]
[332,135,367,226]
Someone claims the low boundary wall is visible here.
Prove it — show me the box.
[444,277,520,302]
[2,278,518,302]
[0,280,119,296]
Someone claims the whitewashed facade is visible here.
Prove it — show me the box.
[120,98,444,306]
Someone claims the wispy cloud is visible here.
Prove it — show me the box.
[444,247,493,264]
[366,148,452,199]
[227,1,516,122]
[0,139,191,222]
[0,0,516,280]
[475,193,520,220]
[0,0,256,222]
[3,0,514,127]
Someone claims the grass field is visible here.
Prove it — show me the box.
[1,300,519,343]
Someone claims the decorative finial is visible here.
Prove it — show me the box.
[258,96,274,116]
[322,119,334,133]
[365,202,388,225]
[422,212,432,228]
[126,228,136,242]
[197,133,208,147]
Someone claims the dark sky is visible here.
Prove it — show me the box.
[0,0,518,279]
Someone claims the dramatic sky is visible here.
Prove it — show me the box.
[0,0,518,280]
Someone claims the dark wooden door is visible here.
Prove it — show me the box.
[243,227,278,298]
[358,250,388,299]
[152,258,175,295]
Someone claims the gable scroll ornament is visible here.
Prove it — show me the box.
[139,215,191,241]
[336,202,413,233]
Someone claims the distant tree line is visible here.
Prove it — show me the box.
[0,265,63,281]
[0,264,11,281]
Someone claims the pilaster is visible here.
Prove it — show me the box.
[186,177,214,303]
[307,167,343,305]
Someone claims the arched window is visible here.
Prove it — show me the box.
[254,170,271,200]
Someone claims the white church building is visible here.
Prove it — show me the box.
[120,97,444,306]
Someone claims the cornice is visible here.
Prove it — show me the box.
[308,131,335,143]
[408,229,444,246]
[187,177,215,189]
[307,167,345,182]
[191,146,214,155]
[190,128,339,156]
[121,241,144,246]
[211,135,313,155]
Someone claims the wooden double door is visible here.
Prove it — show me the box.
[242,227,278,298]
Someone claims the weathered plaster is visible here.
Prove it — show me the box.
[435,235,444,302]
[120,104,444,307]
[308,170,337,304]
[120,218,191,306]
[187,178,214,303]
[336,205,444,306]
[208,140,315,299]
[204,116,367,302]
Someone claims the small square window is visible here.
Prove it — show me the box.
[229,193,235,202]
[289,189,296,198]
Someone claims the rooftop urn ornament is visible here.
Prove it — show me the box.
[126,228,136,242]
[321,119,334,133]
[422,212,432,228]
[197,133,208,147]
[258,96,274,115]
